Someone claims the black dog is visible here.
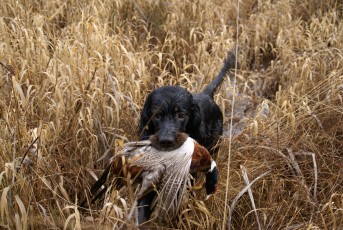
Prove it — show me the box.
[80,51,237,225]
[139,51,236,152]
[137,51,236,223]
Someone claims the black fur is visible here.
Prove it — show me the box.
[136,51,236,223]
[139,51,236,152]
[80,52,237,223]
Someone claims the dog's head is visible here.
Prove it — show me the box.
[139,86,200,151]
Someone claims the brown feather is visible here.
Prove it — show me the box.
[84,133,216,222]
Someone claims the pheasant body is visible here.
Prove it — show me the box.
[84,133,218,222]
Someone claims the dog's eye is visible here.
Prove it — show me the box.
[177,112,186,119]
[154,113,162,120]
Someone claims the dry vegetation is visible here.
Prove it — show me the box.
[0,0,343,229]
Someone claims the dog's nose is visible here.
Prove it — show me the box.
[159,136,175,147]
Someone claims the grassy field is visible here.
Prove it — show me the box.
[1,0,343,229]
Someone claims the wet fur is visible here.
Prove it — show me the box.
[137,51,236,223]
[139,51,236,152]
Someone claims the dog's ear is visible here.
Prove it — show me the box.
[139,93,155,140]
[187,100,201,134]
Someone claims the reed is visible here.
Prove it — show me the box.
[0,0,342,228]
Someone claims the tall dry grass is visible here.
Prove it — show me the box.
[0,0,342,229]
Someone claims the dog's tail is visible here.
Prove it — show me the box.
[202,50,237,98]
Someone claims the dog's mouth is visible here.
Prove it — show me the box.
[149,133,189,151]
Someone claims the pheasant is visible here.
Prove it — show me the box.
[82,132,218,222]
